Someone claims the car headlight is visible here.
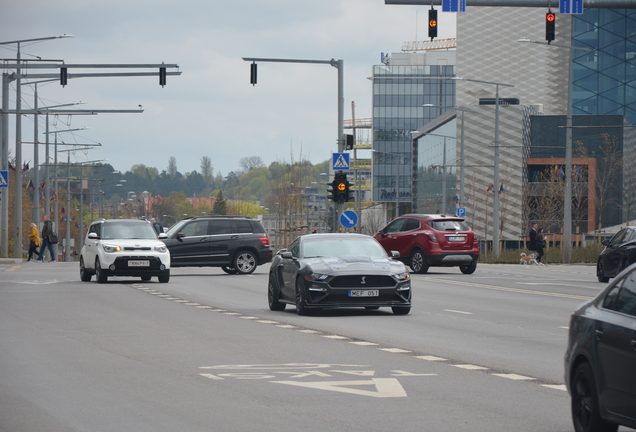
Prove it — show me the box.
[154,244,167,253]
[395,272,410,281]
[305,273,329,281]
[103,244,122,253]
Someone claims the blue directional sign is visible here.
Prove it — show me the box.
[457,207,466,217]
[332,152,350,170]
[560,0,583,14]
[340,210,358,229]
[443,0,466,12]
[0,170,8,188]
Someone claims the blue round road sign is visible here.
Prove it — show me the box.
[340,210,358,228]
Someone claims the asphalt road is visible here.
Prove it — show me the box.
[1,260,632,432]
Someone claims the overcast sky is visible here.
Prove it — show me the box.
[2,0,456,178]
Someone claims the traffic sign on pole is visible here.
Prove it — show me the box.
[340,210,358,229]
[560,0,583,14]
[457,207,466,217]
[0,171,8,188]
[443,0,466,12]
[332,153,350,170]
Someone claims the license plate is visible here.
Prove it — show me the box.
[128,260,150,267]
[448,236,465,242]
[348,290,379,297]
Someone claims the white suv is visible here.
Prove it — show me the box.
[80,219,171,283]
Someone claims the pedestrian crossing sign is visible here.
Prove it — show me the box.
[332,153,350,170]
[0,170,8,188]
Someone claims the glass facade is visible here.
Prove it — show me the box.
[572,9,636,125]
[372,64,456,214]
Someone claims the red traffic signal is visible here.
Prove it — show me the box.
[546,12,556,43]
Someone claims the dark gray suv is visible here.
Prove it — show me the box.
[161,216,273,274]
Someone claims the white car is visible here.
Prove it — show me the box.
[80,219,171,283]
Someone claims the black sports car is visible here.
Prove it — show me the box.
[268,233,412,315]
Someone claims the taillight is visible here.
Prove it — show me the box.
[423,231,437,242]
[259,237,270,247]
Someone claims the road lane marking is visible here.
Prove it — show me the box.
[272,378,407,398]
[414,355,447,361]
[542,384,567,391]
[379,348,411,353]
[492,373,535,381]
[391,370,437,377]
[453,364,489,371]
[350,341,379,346]
[323,335,349,340]
[443,309,473,315]
[422,277,593,300]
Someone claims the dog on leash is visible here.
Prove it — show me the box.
[520,252,538,265]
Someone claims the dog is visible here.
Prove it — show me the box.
[520,252,538,265]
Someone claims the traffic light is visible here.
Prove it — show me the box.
[327,176,337,202]
[250,62,257,86]
[60,67,67,86]
[546,11,556,43]
[428,9,438,41]
[328,172,350,203]
[345,134,354,150]
[159,67,167,86]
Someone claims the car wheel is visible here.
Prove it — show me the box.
[268,274,286,311]
[234,251,257,275]
[95,258,108,284]
[597,261,610,283]
[141,276,152,281]
[460,262,477,274]
[221,266,238,275]
[410,249,429,274]
[295,277,308,316]
[392,306,411,315]
[158,270,170,283]
[571,362,618,432]
[80,257,92,282]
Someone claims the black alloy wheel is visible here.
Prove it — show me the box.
[597,261,609,283]
[79,257,92,282]
[410,249,429,274]
[95,258,108,284]
[295,277,308,316]
[460,262,477,274]
[571,362,617,432]
[268,274,286,311]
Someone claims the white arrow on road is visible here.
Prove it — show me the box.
[271,378,407,398]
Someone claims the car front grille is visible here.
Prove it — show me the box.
[329,275,396,288]
[123,246,152,251]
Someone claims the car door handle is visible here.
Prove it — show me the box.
[231,235,239,239]
[595,330,604,340]
[199,238,209,242]
[391,236,397,240]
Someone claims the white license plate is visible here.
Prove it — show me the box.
[128,260,150,267]
[348,290,379,297]
[448,236,465,242]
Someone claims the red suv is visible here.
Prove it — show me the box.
[374,214,479,274]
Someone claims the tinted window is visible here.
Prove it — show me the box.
[89,223,101,237]
[403,218,420,231]
[622,229,636,243]
[289,239,300,257]
[181,221,210,236]
[612,270,636,317]
[102,223,157,240]
[429,220,469,231]
[385,219,406,234]
[233,220,253,234]
[210,220,232,234]
[249,220,265,233]
[609,229,627,247]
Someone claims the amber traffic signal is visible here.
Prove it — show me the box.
[428,9,438,41]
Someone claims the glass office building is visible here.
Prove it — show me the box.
[372,60,455,217]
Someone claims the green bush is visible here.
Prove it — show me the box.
[479,243,604,264]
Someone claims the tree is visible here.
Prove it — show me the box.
[239,156,265,173]
[200,156,213,186]
[212,191,228,215]
[167,157,178,180]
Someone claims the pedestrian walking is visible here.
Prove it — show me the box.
[528,223,538,253]
[36,215,56,262]
[536,227,546,265]
[150,218,164,235]
[27,222,41,261]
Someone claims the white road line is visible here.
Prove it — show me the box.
[443,309,473,315]
[323,335,349,340]
[276,325,297,329]
[492,373,536,381]
[414,355,447,361]
[453,364,489,370]
[379,348,411,353]
[257,320,279,324]
[350,342,380,346]
[542,384,567,391]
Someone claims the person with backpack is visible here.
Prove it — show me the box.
[36,215,56,262]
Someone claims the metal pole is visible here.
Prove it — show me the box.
[44,116,50,213]
[459,110,466,206]
[442,138,447,212]
[54,135,59,259]
[13,44,22,258]
[493,84,501,258]
[33,84,40,225]
[564,48,574,263]
[1,74,11,257]
[395,154,399,218]
[66,152,71,262]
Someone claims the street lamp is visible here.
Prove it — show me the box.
[518,38,593,263]
[452,77,515,258]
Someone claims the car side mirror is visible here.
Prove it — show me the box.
[390,250,400,258]
[177,232,185,241]
[601,239,609,246]
[281,251,293,259]
[158,233,167,239]
[379,229,386,236]
[88,232,99,239]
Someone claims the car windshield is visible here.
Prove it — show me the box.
[165,220,189,237]
[302,237,388,259]
[102,223,158,240]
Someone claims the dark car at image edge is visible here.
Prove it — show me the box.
[596,226,636,283]
[161,215,272,274]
